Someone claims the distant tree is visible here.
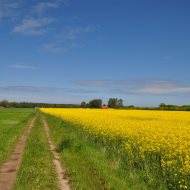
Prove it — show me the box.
[0,100,9,108]
[81,101,87,108]
[108,98,124,108]
[118,98,124,107]
[108,98,117,108]
[158,103,178,110]
[159,103,166,108]
[8,102,80,108]
[127,105,135,109]
[89,99,102,108]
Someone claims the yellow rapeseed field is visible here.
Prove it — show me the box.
[40,108,190,189]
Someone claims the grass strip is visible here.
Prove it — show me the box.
[0,108,34,164]
[43,113,166,190]
[14,113,59,190]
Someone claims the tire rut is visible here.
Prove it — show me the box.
[0,117,36,190]
[42,116,71,190]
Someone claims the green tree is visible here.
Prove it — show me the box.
[159,103,166,108]
[108,98,124,108]
[89,99,102,108]
[118,98,124,107]
[108,98,117,108]
[0,100,9,108]
[81,101,87,108]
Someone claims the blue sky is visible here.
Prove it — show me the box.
[0,0,190,106]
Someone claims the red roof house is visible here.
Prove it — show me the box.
[101,105,108,109]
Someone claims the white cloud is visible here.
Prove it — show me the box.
[33,2,59,15]
[43,42,85,53]
[1,81,190,105]
[9,64,38,70]
[64,26,96,40]
[0,85,86,104]
[120,80,190,95]
[32,0,68,15]
[43,26,96,53]
[13,17,54,35]
[0,85,97,94]
[0,0,22,20]
[124,82,190,95]
[72,80,114,87]
[72,79,190,95]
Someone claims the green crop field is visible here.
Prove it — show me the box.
[0,108,34,164]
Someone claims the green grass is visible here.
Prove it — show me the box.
[43,113,168,190]
[0,108,34,164]
[14,113,59,190]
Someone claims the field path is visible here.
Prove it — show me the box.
[42,116,71,190]
[0,117,36,190]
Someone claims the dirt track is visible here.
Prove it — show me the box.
[0,117,36,190]
[42,116,71,190]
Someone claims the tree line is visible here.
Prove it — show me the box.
[0,98,124,109]
[81,98,124,108]
[0,99,190,111]
[0,100,80,108]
